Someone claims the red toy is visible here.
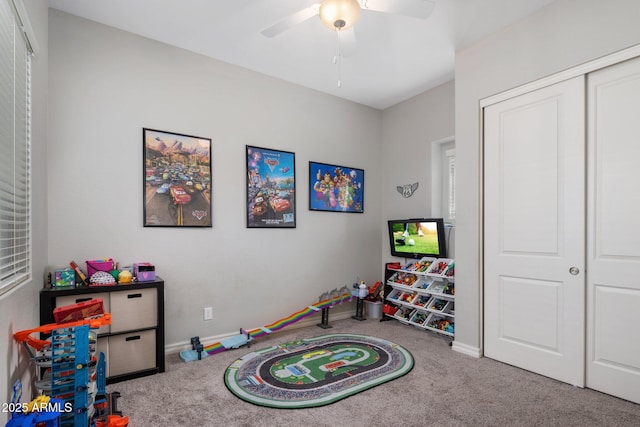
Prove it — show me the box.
[69,260,90,286]
[383,304,398,316]
[367,281,382,298]
[386,262,401,270]
[53,298,105,324]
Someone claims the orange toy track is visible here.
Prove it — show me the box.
[14,313,112,351]
[96,415,129,427]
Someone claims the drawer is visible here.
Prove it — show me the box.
[107,330,156,377]
[97,336,109,378]
[56,293,111,334]
[110,288,157,333]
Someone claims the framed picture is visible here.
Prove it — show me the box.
[143,128,212,227]
[246,145,296,228]
[309,161,364,213]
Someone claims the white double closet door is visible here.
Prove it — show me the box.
[484,55,640,404]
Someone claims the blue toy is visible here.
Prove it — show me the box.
[5,381,65,427]
[180,328,252,362]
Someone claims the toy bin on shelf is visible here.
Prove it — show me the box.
[393,307,415,324]
[443,261,455,278]
[411,294,432,309]
[397,291,416,305]
[425,313,455,336]
[410,311,429,326]
[401,257,436,273]
[388,271,418,288]
[411,276,435,292]
[425,259,454,276]
[386,289,403,302]
[415,257,437,272]
[427,298,451,314]
[426,281,455,299]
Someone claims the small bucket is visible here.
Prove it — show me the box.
[365,300,383,320]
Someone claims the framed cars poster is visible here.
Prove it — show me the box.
[246,145,296,228]
[143,128,212,227]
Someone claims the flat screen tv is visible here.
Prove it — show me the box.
[388,218,447,259]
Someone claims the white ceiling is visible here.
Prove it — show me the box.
[47,0,557,110]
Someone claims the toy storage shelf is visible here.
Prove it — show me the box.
[40,278,165,384]
[383,259,455,338]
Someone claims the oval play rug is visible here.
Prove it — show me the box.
[224,333,414,409]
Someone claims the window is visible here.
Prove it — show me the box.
[0,0,34,296]
[442,143,456,222]
[430,136,455,225]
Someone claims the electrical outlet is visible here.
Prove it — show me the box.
[203,306,213,320]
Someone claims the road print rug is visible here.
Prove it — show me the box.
[223,333,414,409]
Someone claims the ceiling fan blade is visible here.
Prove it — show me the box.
[339,27,357,58]
[260,5,320,38]
[361,0,435,19]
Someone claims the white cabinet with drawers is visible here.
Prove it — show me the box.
[41,279,165,383]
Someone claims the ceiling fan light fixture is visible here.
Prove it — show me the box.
[319,0,361,31]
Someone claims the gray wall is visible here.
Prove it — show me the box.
[0,0,48,413]
[454,0,640,352]
[47,10,383,350]
[381,81,455,220]
[380,81,455,261]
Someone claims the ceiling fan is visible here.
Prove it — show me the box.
[260,0,436,56]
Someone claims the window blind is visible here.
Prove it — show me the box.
[0,0,32,296]
[446,149,456,221]
[441,145,455,224]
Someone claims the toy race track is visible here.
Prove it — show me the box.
[180,286,354,362]
[224,333,414,408]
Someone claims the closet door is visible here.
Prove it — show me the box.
[484,76,585,386]
[587,56,640,404]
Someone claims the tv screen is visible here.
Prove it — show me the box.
[388,218,447,259]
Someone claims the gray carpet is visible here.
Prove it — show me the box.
[108,318,640,426]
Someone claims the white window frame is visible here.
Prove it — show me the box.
[1,0,36,296]
[430,136,455,224]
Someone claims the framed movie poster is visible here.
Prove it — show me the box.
[246,145,296,228]
[143,128,212,227]
[309,161,364,213]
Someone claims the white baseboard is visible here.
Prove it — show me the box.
[452,341,482,358]
[165,309,354,355]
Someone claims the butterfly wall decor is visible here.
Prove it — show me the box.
[397,182,419,198]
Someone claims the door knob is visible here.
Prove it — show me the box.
[569,267,580,275]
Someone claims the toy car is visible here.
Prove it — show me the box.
[156,183,170,194]
[253,196,267,215]
[170,185,191,204]
[269,197,290,212]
